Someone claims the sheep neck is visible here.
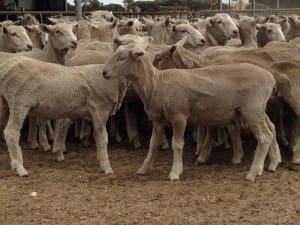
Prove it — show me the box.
[240,30,257,48]
[131,55,157,110]
[0,34,9,52]
[45,37,65,65]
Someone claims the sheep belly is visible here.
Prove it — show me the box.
[29,84,89,120]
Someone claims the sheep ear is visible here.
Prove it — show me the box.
[256,24,262,30]
[3,26,8,34]
[172,25,176,32]
[146,36,153,43]
[170,45,177,54]
[111,19,117,28]
[25,25,34,31]
[207,19,213,27]
[127,20,134,27]
[48,17,59,24]
[175,36,188,47]
[73,23,79,30]
[114,38,122,46]
[132,50,144,59]
[165,17,171,27]
[288,17,296,25]
[39,24,52,33]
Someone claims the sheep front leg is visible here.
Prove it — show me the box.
[4,105,30,176]
[91,112,113,174]
[169,117,187,181]
[137,122,164,175]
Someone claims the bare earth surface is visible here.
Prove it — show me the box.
[0,136,299,225]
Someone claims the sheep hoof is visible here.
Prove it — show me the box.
[136,167,149,175]
[280,138,289,147]
[231,157,242,165]
[57,154,65,162]
[42,145,51,152]
[245,173,256,182]
[81,138,91,147]
[161,141,170,150]
[17,167,29,177]
[29,142,39,150]
[168,173,180,181]
[133,140,142,149]
[257,167,263,176]
[103,168,114,175]
[224,143,231,150]
[196,156,207,164]
[292,156,300,165]
[115,134,122,143]
[268,161,279,171]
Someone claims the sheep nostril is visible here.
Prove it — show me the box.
[201,39,205,44]
[72,41,78,47]
[103,70,107,76]
[27,44,33,50]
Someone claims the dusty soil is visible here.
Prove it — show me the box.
[0,136,299,225]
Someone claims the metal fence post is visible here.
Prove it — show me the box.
[75,0,82,20]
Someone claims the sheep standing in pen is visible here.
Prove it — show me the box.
[0,54,129,176]
[102,44,281,181]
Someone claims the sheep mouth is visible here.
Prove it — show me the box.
[60,48,70,54]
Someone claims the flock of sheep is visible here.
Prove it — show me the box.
[0,11,300,182]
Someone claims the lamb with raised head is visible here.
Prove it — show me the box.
[103,44,280,181]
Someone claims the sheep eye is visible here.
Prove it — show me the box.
[55,30,62,35]
[11,33,17,37]
[268,29,272,33]
[217,21,222,24]
[118,56,126,61]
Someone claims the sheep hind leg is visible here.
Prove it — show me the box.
[125,104,141,149]
[0,97,8,142]
[227,122,244,165]
[196,127,216,164]
[278,107,289,146]
[195,126,206,156]
[160,131,169,150]
[38,119,51,152]
[137,122,164,175]
[4,104,31,176]
[80,119,92,147]
[265,115,282,171]
[242,111,273,181]
[46,120,54,141]
[27,118,39,149]
[52,119,72,161]
[109,115,122,143]
[169,117,187,181]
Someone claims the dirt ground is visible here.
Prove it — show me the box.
[0,135,299,225]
